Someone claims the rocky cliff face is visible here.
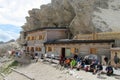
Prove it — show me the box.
[93,0,120,32]
[21,0,120,36]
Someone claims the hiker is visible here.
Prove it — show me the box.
[59,54,65,66]
[95,62,103,76]
[76,57,81,63]
[89,61,96,74]
[85,58,91,65]
[94,59,99,65]
[105,64,114,76]
[84,65,90,72]
[15,51,21,58]
[114,52,119,69]
[70,58,77,69]
[15,51,18,57]
[104,56,108,65]
[73,54,78,60]
[31,53,35,60]
[76,57,82,70]
[80,59,85,69]
[64,58,71,68]
[76,60,83,71]
[35,53,39,62]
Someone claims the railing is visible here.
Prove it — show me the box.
[10,68,35,80]
[0,73,8,80]
[76,32,120,40]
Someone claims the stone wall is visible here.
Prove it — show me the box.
[45,42,112,62]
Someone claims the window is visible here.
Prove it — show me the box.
[66,48,71,57]
[75,48,79,53]
[39,35,42,40]
[71,48,78,53]
[27,47,29,52]
[30,36,32,40]
[37,35,45,40]
[27,37,30,40]
[47,47,52,52]
[38,47,41,51]
[42,35,45,40]
[36,47,41,51]
[35,47,38,51]
[32,36,35,40]
[71,48,75,54]
[31,47,34,52]
[90,48,97,54]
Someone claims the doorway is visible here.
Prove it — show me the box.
[61,48,65,58]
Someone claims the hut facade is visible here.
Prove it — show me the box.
[44,39,115,63]
[21,27,120,65]
[24,27,68,57]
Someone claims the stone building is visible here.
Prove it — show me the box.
[20,27,120,65]
[44,39,114,62]
[23,27,68,57]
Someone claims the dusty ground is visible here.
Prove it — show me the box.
[5,61,120,80]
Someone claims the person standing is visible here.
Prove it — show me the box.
[35,53,38,62]
[114,52,119,69]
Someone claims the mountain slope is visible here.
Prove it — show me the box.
[0,40,20,56]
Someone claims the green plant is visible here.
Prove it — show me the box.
[1,60,19,74]
[8,61,19,67]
